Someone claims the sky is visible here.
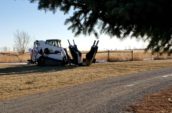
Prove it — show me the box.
[0,0,148,51]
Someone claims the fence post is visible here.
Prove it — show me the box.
[107,50,110,61]
[131,50,134,61]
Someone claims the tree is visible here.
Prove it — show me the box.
[14,31,30,54]
[30,0,172,53]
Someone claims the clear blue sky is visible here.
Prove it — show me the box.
[0,0,147,51]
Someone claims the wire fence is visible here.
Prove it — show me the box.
[1,50,172,63]
[82,49,172,62]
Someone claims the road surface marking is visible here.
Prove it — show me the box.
[162,74,172,78]
[126,84,135,87]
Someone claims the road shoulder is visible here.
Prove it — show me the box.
[128,86,172,113]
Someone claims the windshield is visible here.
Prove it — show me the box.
[46,40,61,47]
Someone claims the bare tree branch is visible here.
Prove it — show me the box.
[14,30,31,54]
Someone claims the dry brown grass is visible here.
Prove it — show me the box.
[95,50,172,61]
[0,52,29,63]
[1,60,172,100]
[1,50,172,63]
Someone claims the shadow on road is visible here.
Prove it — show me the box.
[0,64,77,76]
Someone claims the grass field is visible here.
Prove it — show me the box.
[1,60,172,100]
[0,52,30,63]
[1,50,172,63]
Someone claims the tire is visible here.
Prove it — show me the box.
[44,48,50,54]
[61,57,67,66]
[37,57,45,66]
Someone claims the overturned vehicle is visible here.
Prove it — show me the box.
[28,39,99,66]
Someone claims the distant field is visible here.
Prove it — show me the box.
[0,50,171,63]
[0,52,30,63]
[83,50,172,61]
[1,60,172,100]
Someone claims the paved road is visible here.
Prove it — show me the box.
[1,68,172,113]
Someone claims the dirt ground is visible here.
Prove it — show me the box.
[1,66,172,113]
[1,60,172,100]
[129,87,172,113]
[0,60,172,113]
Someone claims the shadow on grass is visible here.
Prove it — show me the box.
[0,64,77,76]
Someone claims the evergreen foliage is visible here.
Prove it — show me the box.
[30,0,172,52]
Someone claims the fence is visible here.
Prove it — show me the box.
[1,50,172,63]
[83,50,172,62]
